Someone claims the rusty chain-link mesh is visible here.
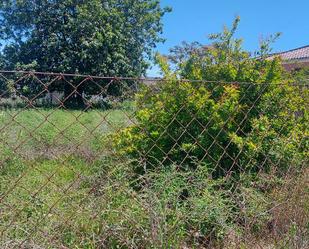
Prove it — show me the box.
[0,71,308,248]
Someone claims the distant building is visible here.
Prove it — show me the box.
[267,45,309,71]
[141,77,162,86]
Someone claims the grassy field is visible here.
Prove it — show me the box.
[0,107,308,249]
[0,107,136,248]
[0,108,132,158]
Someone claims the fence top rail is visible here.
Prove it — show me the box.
[0,70,308,86]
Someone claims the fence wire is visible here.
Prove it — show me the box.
[0,71,308,249]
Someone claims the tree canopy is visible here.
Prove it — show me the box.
[0,0,170,107]
[0,0,169,77]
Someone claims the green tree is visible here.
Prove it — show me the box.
[114,17,307,178]
[0,0,170,107]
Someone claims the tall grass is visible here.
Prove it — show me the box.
[0,107,135,248]
[0,107,308,248]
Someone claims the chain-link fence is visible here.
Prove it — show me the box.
[0,71,308,248]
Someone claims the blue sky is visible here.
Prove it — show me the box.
[148,0,309,76]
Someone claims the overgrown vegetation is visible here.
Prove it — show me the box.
[113,18,309,247]
[0,17,308,248]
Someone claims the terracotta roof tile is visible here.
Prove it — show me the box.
[269,45,309,61]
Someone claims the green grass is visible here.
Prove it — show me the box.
[0,107,135,248]
[0,108,132,154]
[0,107,308,248]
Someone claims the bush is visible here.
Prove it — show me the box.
[114,69,307,179]
[113,18,308,245]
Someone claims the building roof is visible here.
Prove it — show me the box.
[268,45,309,61]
